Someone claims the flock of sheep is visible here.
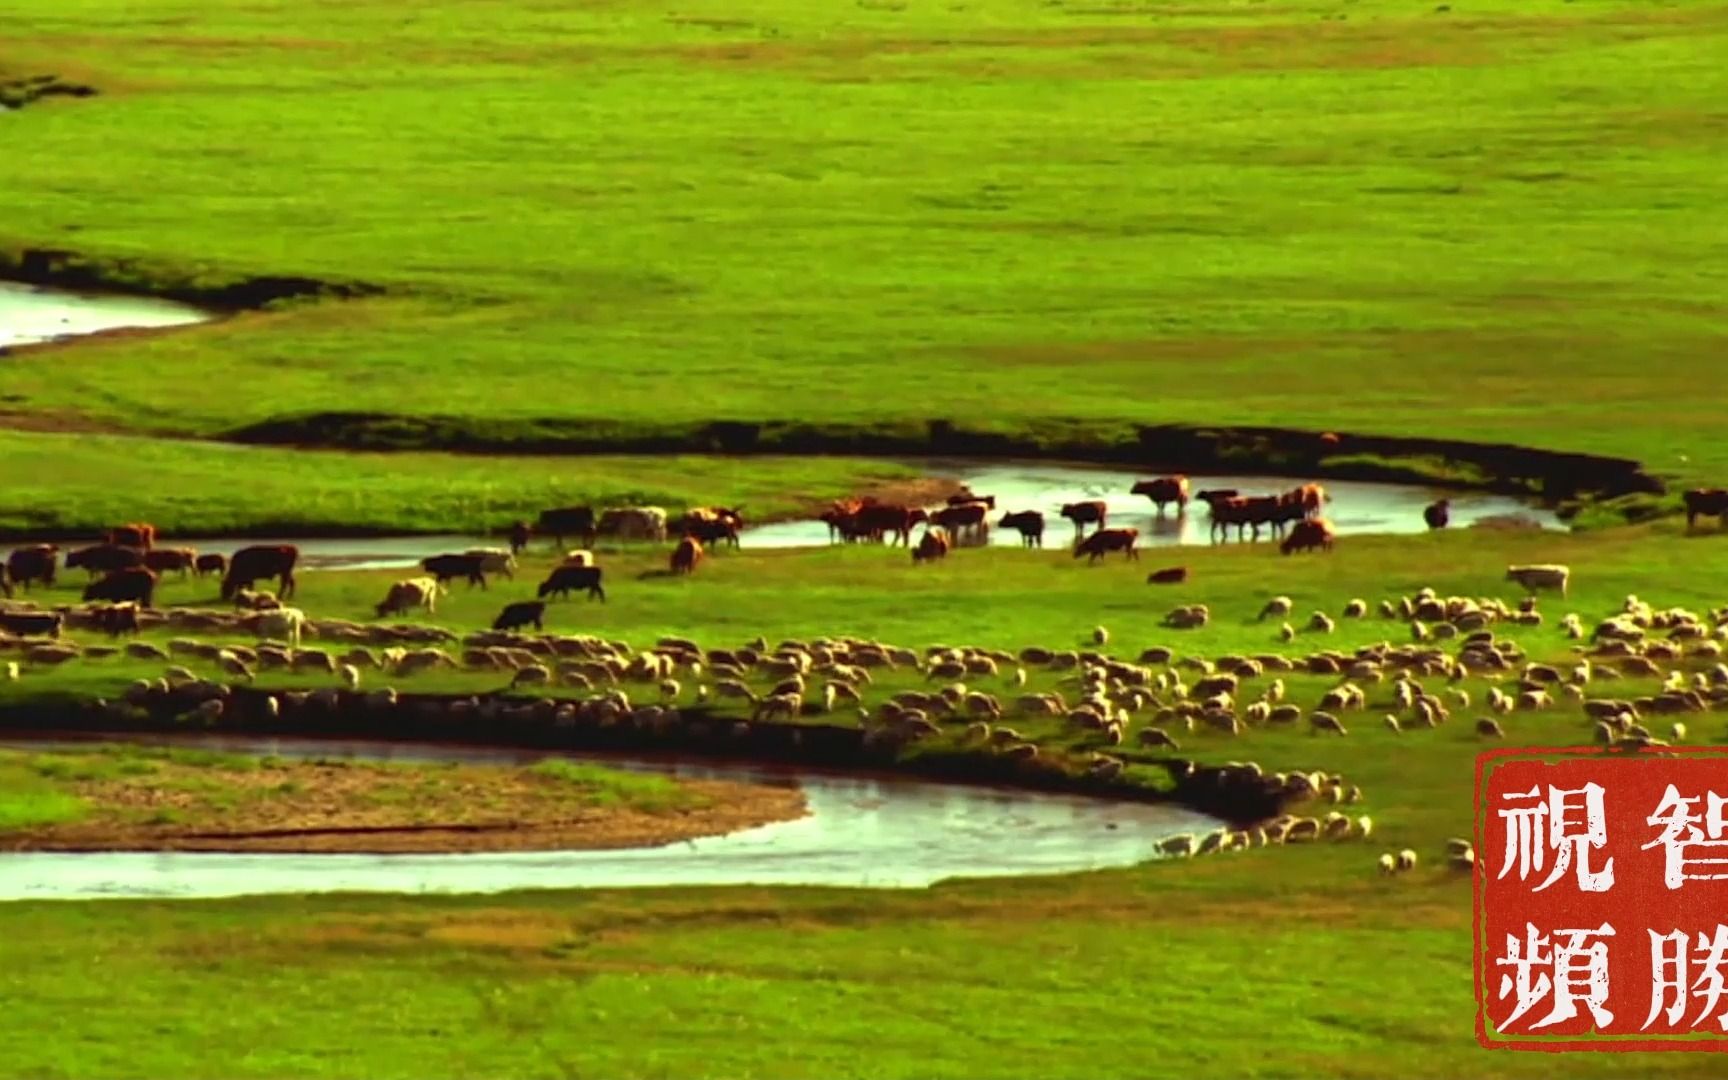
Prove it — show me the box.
[2,488,1722,882]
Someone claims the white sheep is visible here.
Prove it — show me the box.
[1378,852,1397,875]
[660,678,681,702]
[1356,815,1373,840]
[339,663,361,691]
[1259,596,1293,622]
[1505,564,1569,598]
[1396,849,1418,871]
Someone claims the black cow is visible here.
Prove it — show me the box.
[1684,489,1728,531]
[222,545,299,601]
[492,601,547,633]
[0,610,62,638]
[65,543,144,578]
[83,568,158,608]
[508,520,532,556]
[537,565,605,602]
[194,553,227,578]
[6,545,58,590]
[1424,499,1451,530]
[421,553,489,590]
[997,511,1044,549]
[536,506,596,547]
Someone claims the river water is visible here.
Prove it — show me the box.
[0,281,210,348]
[0,734,1220,901]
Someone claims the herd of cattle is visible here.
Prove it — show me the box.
[830,477,1351,565]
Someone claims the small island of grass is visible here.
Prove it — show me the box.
[0,745,807,854]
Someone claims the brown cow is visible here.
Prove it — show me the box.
[194,553,227,578]
[1280,518,1336,555]
[1684,489,1728,531]
[143,546,198,578]
[1060,501,1108,539]
[670,536,703,575]
[1147,566,1189,585]
[222,545,299,601]
[933,502,989,543]
[679,508,742,550]
[1284,484,1328,518]
[5,544,58,590]
[1131,476,1190,516]
[1074,527,1139,564]
[856,504,927,546]
[912,530,950,564]
[65,544,145,578]
[106,523,156,549]
[84,568,158,608]
[998,511,1044,548]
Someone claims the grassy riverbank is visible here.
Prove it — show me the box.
[0,745,803,853]
[1,528,1725,1075]
[3,0,1727,485]
[0,431,934,538]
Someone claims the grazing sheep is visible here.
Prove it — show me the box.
[1343,599,1367,618]
[1378,853,1397,875]
[339,663,361,690]
[511,665,551,688]
[124,641,170,662]
[1159,834,1197,858]
[1092,625,1109,646]
[252,607,307,649]
[1259,596,1293,622]
[1279,622,1296,643]
[1357,815,1373,841]
[1308,612,1335,634]
[1396,849,1418,872]
[216,653,254,682]
[1450,848,1477,871]
[1310,711,1347,736]
[1671,721,1687,742]
[1138,726,1179,750]
[1475,717,1504,738]
[1383,714,1402,733]
[1505,564,1570,598]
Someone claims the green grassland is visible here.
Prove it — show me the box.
[2,529,1727,1075]
[3,0,1727,483]
[0,429,925,538]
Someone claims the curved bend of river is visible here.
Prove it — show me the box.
[0,734,1221,902]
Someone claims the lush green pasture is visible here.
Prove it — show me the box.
[0,430,924,537]
[3,529,1727,1076]
[2,0,1726,479]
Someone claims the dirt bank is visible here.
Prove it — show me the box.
[0,751,808,855]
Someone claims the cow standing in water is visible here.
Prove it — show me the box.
[1131,476,1190,516]
[1060,501,1108,542]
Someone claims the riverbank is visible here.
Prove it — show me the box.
[0,744,807,854]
